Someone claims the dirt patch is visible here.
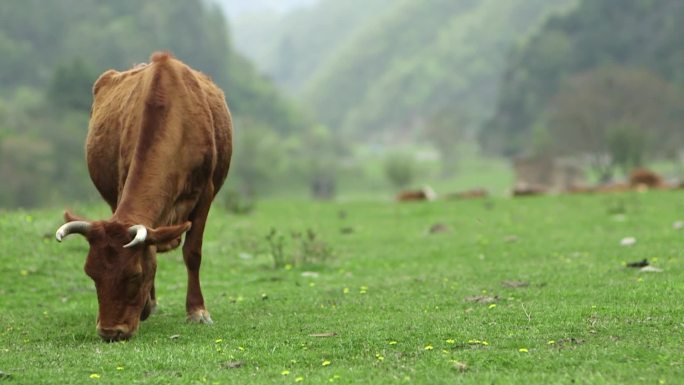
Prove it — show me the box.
[222,361,245,369]
[553,338,585,350]
[428,223,450,234]
[501,280,529,288]
[309,332,337,338]
[464,295,499,304]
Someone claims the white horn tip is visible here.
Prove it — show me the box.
[124,225,148,248]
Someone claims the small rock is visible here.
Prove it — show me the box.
[452,361,468,372]
[169,334,181,340]
[673,221,684,230]
[620,237,636,247]
[639,266,663,273]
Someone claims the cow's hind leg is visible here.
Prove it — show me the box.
[182,187,214,324]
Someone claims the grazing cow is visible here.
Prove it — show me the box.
[396,186,437,202]
[55,52,232,341]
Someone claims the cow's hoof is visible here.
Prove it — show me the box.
[187,309,213,324]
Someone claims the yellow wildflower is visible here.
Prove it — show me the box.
[519,348,529,353]
[89,374,101,379]
[322,360,331,367]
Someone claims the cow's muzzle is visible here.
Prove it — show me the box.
[97,325,131,342]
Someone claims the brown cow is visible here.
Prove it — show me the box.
[396,186,437,202]
[446,188,489,200]
[54,52,232,342]
[629,168,665,189]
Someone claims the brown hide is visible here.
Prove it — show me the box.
[512,185,547,197]
[57,52,232,341]
[447,188,489,200]
[628,168,664,189]
[396,187,436,202]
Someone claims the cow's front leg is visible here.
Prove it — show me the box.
[182,188,214,324]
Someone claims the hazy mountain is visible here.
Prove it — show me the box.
[230,0,577,140]
[210,0,319,19]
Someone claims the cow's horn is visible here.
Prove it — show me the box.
[55,221,92,242]
[124,225,148,248]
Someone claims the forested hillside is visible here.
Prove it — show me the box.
[481,0,684,166]
[231,0,391,95]
[232,0,576,142]
[0,0,311,208]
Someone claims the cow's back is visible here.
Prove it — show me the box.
[86,53,232,225]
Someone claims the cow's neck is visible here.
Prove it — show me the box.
[112,59,183,229]
[112,158,178,228]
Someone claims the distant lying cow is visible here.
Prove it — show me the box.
[55,52,232,341]
[512,184,546,197]
[629,168,664,189]
[447,188,489,200]
[396,186,437,202]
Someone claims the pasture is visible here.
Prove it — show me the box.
[1,191,683,384]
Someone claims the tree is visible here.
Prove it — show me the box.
[483,0,684,157]
[231,120,288,197]
[299,124,339,200]
[384,152,415,189]
[546,66,684,180]
[48,58,97,111]
[424,107,470,177]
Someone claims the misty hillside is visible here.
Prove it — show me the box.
[231,0,577,141]
[482,0,684,158]
[0,0,311,207]
[212,0,318,18]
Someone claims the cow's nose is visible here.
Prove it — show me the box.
[97,326,131,342]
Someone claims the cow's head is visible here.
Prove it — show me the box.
[55,212,190,342]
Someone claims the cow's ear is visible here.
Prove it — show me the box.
[92,70,117,97]
[64,210,89,223]
[146,222,192,245]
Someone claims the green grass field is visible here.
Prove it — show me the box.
[1,191,683,384]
